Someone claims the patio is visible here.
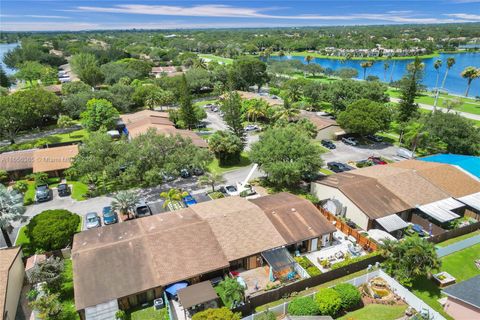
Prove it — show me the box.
[305,231,367,272]
[236,266,280,296]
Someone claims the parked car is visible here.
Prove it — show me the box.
[366,134,383,143]
[195,122,207,129]
[135,200,152,217]
[342,136,359,146]
[161,171,176,182]
[224,185,239,196]
[102,206,118,225]
[180,169,191,179]
[85,212,101,229]
[321,139,336,149]
[35,185,51,202]
[327,162,353,173]
[192,168,204,176]
[245,124,259,132]
[368,156,387,165]
[182,193,198,207]
[397,147,415,159]
[57,183,71,197]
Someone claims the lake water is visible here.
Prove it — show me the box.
[269,52,480,96]
[0,42,19,75]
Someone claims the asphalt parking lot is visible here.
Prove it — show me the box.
[321,139,402,165]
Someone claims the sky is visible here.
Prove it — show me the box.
[1,0,480,31]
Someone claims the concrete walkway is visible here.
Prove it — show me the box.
[390,97,480,121]
[436,234,480,257]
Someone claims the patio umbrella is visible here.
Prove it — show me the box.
[165,282,188,296]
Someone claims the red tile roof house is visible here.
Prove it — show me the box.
[72,193,336,317]
[442,275,480,320]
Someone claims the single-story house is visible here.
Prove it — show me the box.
[0,247,25,320]
[119,110,207,147]
[442,275,480,320]
[0,144,78,178]
[72,193,336,316]
[300,112,343,140]
[311,160,480,233]
[421,154,480,180]
[150,66,184,78]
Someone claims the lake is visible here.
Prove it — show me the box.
[269,52,480,97]
[0,42,19,75]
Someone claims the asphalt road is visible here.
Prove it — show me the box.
[321,140,401,164]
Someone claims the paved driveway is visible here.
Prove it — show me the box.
[322,140,402,164]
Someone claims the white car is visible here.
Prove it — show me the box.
[342,137,359,146]
[224,185,239,196]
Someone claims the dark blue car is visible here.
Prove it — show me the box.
[102,206,118,225]
[182,194,197,207]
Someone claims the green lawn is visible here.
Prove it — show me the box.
[21,178,88,204]
[319,168,334,176]
[207,152,252,175]
[436,230,480,248]
[411,243,480,320]
[275,51,440,61]
[59,259,81,320]
[198,54,234,64]
[193,99,218,107]
[127,305,168,320]
[337,304,407,320]
[0,129,88,153]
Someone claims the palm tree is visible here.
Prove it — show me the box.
[244,99,268,122]
[440,57,455,89]
[304,55,314,64]
[0,185,26,247]
[461,66,480,97]
[432,59,443,111]
[111,190,139,219]
[360,61,374,80]
[404,122,428,156]
[275,99,300,122]
[193,58,207,70]
[383,62,389,82]
[389,60,396,83]
[160,188,187,209]
[219,277,245,307]
[198,172,226,192]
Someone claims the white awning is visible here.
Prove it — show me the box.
[457,192,480,211]
[375,214,409,232]
[367,229,397,244]
[417,198,464,223]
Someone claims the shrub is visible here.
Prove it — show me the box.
[13,180,29,194]
[314,288,342,316]
[33,173,49,186]
[255,311,276,320]
[331,252,379,270]
[333,283,362,310]
[115,310,126,320]
[191,307,241,320]
[208,191,225,199]
[26,210,80,252]
[306,266,322,276]
[287,296,319,316]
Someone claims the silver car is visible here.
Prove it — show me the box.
[85,212,101,229]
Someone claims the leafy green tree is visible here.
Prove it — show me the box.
[288,296,319,316]
[29,293,62,320]
[250,125,323,187]
[334,68,359,79]
[337,99,392,136]
[397,57,424,122]
[100,58,151,84]
[208,131,244,165]
[304,63,324,77]
[0,185,26,247]
[81,65,105,88]
[108,83,136,112]
[304,55,314,64]
[242,98,269,122]
[13,181,29,194]
[81,98,119,131]
[178,75,197,129]
[26,210,80,252]
[57,115,76,137]
[111,190,139,218]
[295,118,319,139]
[282,78,309,102]
[314,288,342,316]
[0,66,11,88]
[61,81,91,95]
[221,91,245,142]
[15,61,47,85]
[380,235,441,287]
[403,121,430,154]
[218,277,245,307]
[198,172,226,192]
[461,66,480,97]
[191,307,240,320]
[232,57,269,91]
[333,283,361,310]
[27,256,65,291]
[71,53,104,87]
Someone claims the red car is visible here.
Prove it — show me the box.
[368,156,387,165]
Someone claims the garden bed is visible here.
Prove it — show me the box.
[294,256,322,276]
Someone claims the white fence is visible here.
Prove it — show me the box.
[243,269,446,320]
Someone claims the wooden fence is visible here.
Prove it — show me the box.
[428,221,480,244]
[316,206,378,251]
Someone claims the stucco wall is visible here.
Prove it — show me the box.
[444,297,480,320]
[311,182,370,230]
[4,251,24,320]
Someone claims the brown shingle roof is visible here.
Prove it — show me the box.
[0,149,35,172]
[32,145,79,173]
[225,91,283,106]
[190,197,285,261]
[250,192,336,245]
[0,247,22,318]
[417,165,480,198]
[72,209,229,310]
[301,112,339,131]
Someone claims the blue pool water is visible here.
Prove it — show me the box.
[421,154,480,178]
[269,52,480,96]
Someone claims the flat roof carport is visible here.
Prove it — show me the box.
[457,192,480,211]
[417,198,464,223]
[375,214,409,232]
[177,281,218,310]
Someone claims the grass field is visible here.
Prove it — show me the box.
[127,305,168,320]
[275,51,440,61]
[337,304,408,320]
[21,178,88,204]
[199,54,234,64]
[207,152,251,175]
[411,243,480,320]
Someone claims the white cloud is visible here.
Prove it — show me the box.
[445,13,480,20]
[1,22,98,31]
[0,14,68,19]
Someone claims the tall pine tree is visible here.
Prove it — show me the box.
[178,74,197,129]
[221,90,245,144]
[397,57,424,123]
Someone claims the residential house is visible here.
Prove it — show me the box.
[0,247,25,320]
[311,160,480,235]
[300,112,344,140]
[119,110,207,147]
[442,275,480,320]
[72,193,336,316]
[229,91,284,107]
[150,66,184,78]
